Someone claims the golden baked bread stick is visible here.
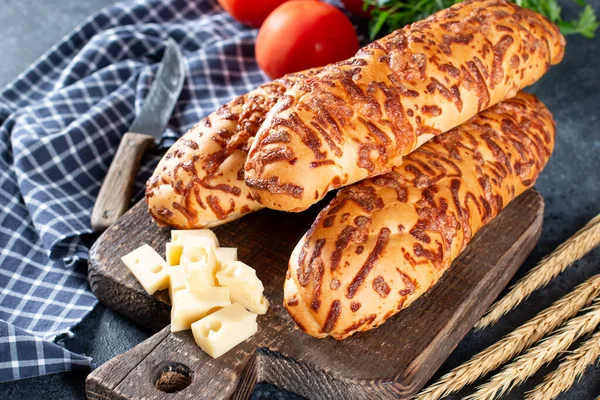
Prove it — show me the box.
[284,92,556,339]
[146,69,319,228]
[245,0,564,212]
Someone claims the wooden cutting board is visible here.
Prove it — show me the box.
[86,189,543,400]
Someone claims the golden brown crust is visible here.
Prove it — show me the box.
[245,0,564,212]
[145,69,320,228]
[284,92,556,339]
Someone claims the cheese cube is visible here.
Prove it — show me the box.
[169,265,186,302]
[215,247,238,264]
[191,303,258,358]
[171,229,219,247]
[216,261,269,314]
[181,242,218,291]
[166,231,219,266]
[183,236,218,249]
[170,287,231,332]
[165,242,183,266]
[121,244,169,295]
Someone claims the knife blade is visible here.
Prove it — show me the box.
[91,39,186,231]
[129,40,185,139]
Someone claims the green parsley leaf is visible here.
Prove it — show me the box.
[366,0,598,39]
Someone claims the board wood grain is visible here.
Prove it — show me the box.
[87,189,543,399]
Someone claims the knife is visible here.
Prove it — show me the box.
[91,39,185,231]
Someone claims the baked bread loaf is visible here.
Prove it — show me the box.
[284,92,555,339]
[146,69,319,228]
[244,0,564,212]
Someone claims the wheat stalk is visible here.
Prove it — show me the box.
[525,329,600,400]
[465,300,600,400]
[414,274,600,400]
[477,213,600,329]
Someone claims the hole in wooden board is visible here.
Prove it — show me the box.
[154,362,193,393]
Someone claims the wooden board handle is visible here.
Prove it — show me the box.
[91,132,155,231]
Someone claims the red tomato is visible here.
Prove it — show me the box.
[341,0,371,18]
[217,0,292,28]
[256,1,359,79]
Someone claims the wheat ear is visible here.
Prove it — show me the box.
[414,274,600,400]
[477,213,600,329]
[465,300,600,400]
[525,329,600,400]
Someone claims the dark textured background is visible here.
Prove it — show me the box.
[0,0,599,399]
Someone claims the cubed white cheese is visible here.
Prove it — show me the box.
[166,231,219,266]
[165,242,183,266]
[181,242,218,291]
[168,264,186,302]
[183,236,216,250]
[121,244,169,295]
[171,229,219,247]
[191,303,258,358]
[215,247,238,264]
[216,261,269,314]
[170,287,231,332]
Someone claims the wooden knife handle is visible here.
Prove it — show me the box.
[91,132,155,231]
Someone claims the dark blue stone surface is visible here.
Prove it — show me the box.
[0,0,598,398]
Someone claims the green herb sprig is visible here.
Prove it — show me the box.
[364,0,599,39]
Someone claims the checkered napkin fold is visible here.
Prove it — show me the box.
[0,0,273,381]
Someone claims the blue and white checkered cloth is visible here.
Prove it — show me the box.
[0,0,275,381]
